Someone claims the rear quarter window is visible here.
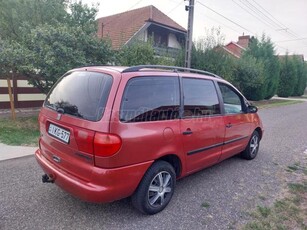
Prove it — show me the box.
[45,71,113,121]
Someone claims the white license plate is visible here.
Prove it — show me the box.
[48,123,70,143]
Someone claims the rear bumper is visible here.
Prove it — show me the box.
[35,149,153,203]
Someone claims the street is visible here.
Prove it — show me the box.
[1,102,307,230]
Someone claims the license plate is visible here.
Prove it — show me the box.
[48,123,70,143]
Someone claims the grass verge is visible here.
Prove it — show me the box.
[252,99,303,109]
[242,163,307,230]
[0,116,39,146]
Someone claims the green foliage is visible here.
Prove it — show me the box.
[116,40,176,66]
[292,57,307,96]
[244,35,280,99]
[191,27,236,81]
[0,0,113,93]
[116,41,155,66]
[0,0,68,42]
[0,39,31,77]
[233,55,265,101]
[0,116,39,146]
[19,24,113,93]
[277,54,298,97]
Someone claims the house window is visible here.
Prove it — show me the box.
[148,26,168,47]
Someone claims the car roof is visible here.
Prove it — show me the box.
[74,65,223,79]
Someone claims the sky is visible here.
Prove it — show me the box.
[83,0,307,60]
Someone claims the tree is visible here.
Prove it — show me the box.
[191,27,236,81]
[277,54,297,97]
[116,41,155,66]
[232,55,265,101]
[0,0,113,93]
[0,0,68,42]
[18,24,113,93]
[243,35,280,99]
[291,56,307,96]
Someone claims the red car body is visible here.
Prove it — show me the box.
[35,65,263,214]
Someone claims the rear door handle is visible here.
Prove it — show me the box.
[226,123,232,128]
[183,129,193,135]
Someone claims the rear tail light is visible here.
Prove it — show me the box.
[74,129,95,154]
[94,133,122,157]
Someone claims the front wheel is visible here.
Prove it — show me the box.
[241,131,260,160]
[131,161,176,215]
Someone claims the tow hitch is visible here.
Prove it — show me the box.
[42,174,54,183]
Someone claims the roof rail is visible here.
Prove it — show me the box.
[122,65,222,79]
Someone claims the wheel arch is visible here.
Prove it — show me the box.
[255,127,263,140]
[157,154,182,178]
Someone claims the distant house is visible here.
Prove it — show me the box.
[97,5,187,58]
[222,35,251,58]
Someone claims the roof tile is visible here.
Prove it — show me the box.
[97,5,186,49]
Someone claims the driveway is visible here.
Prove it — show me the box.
[1,102,307,230]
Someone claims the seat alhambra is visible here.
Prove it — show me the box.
[35,65,263,214]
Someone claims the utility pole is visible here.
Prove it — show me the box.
[184,0,195,68]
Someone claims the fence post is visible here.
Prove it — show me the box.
[7,77,16,120]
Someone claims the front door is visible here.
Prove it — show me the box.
[218,83,252,161]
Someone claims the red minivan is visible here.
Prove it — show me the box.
[35,65,263,214]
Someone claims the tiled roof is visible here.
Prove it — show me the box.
[97,5,186,49]
[224,41,246,58]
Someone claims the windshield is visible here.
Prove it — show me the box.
[44,71,113,121]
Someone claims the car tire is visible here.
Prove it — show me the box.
[241,130,260,160]
[131,160,176,215]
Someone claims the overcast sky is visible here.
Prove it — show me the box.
[83,0,307,60]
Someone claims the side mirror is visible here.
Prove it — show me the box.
[247,105,258,113]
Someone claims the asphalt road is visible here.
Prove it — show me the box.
[1,102,307,230]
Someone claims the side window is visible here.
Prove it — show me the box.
[218,83,243,114]
[182,78,220,117]
[120,76,180,122]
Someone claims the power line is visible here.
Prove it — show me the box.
[195,10,243,35]
[197,1,253,34]
[232,0,277,31]
[250,0,299,37]
[275,37,307,43]
[245,0,299,38]
[167,1,184,15]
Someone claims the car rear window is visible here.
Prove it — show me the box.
[44,71,113,121]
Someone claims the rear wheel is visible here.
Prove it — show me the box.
[132,161,176,215]
[241,131,260,160]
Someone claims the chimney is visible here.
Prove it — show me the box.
[237,35,250,48]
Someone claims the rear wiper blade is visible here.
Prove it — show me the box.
[56,107,65,114]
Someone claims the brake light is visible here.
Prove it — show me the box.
[94,133,122,157]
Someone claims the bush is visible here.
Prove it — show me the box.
[116,41,155,66]
[277,55,298,97]
[232,55,265,101]
[243,35,280,100]
[292,57,307,96]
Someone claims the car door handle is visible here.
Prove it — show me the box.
[183,129,193,135]
[226,123,232,128]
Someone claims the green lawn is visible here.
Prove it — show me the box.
[252,99,302,109]
[0,116,39,146]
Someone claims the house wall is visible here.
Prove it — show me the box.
[0,77,45,109]
[135,29,147,42]
[168,33,182,49]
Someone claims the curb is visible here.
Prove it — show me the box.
[0,143,37,161]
